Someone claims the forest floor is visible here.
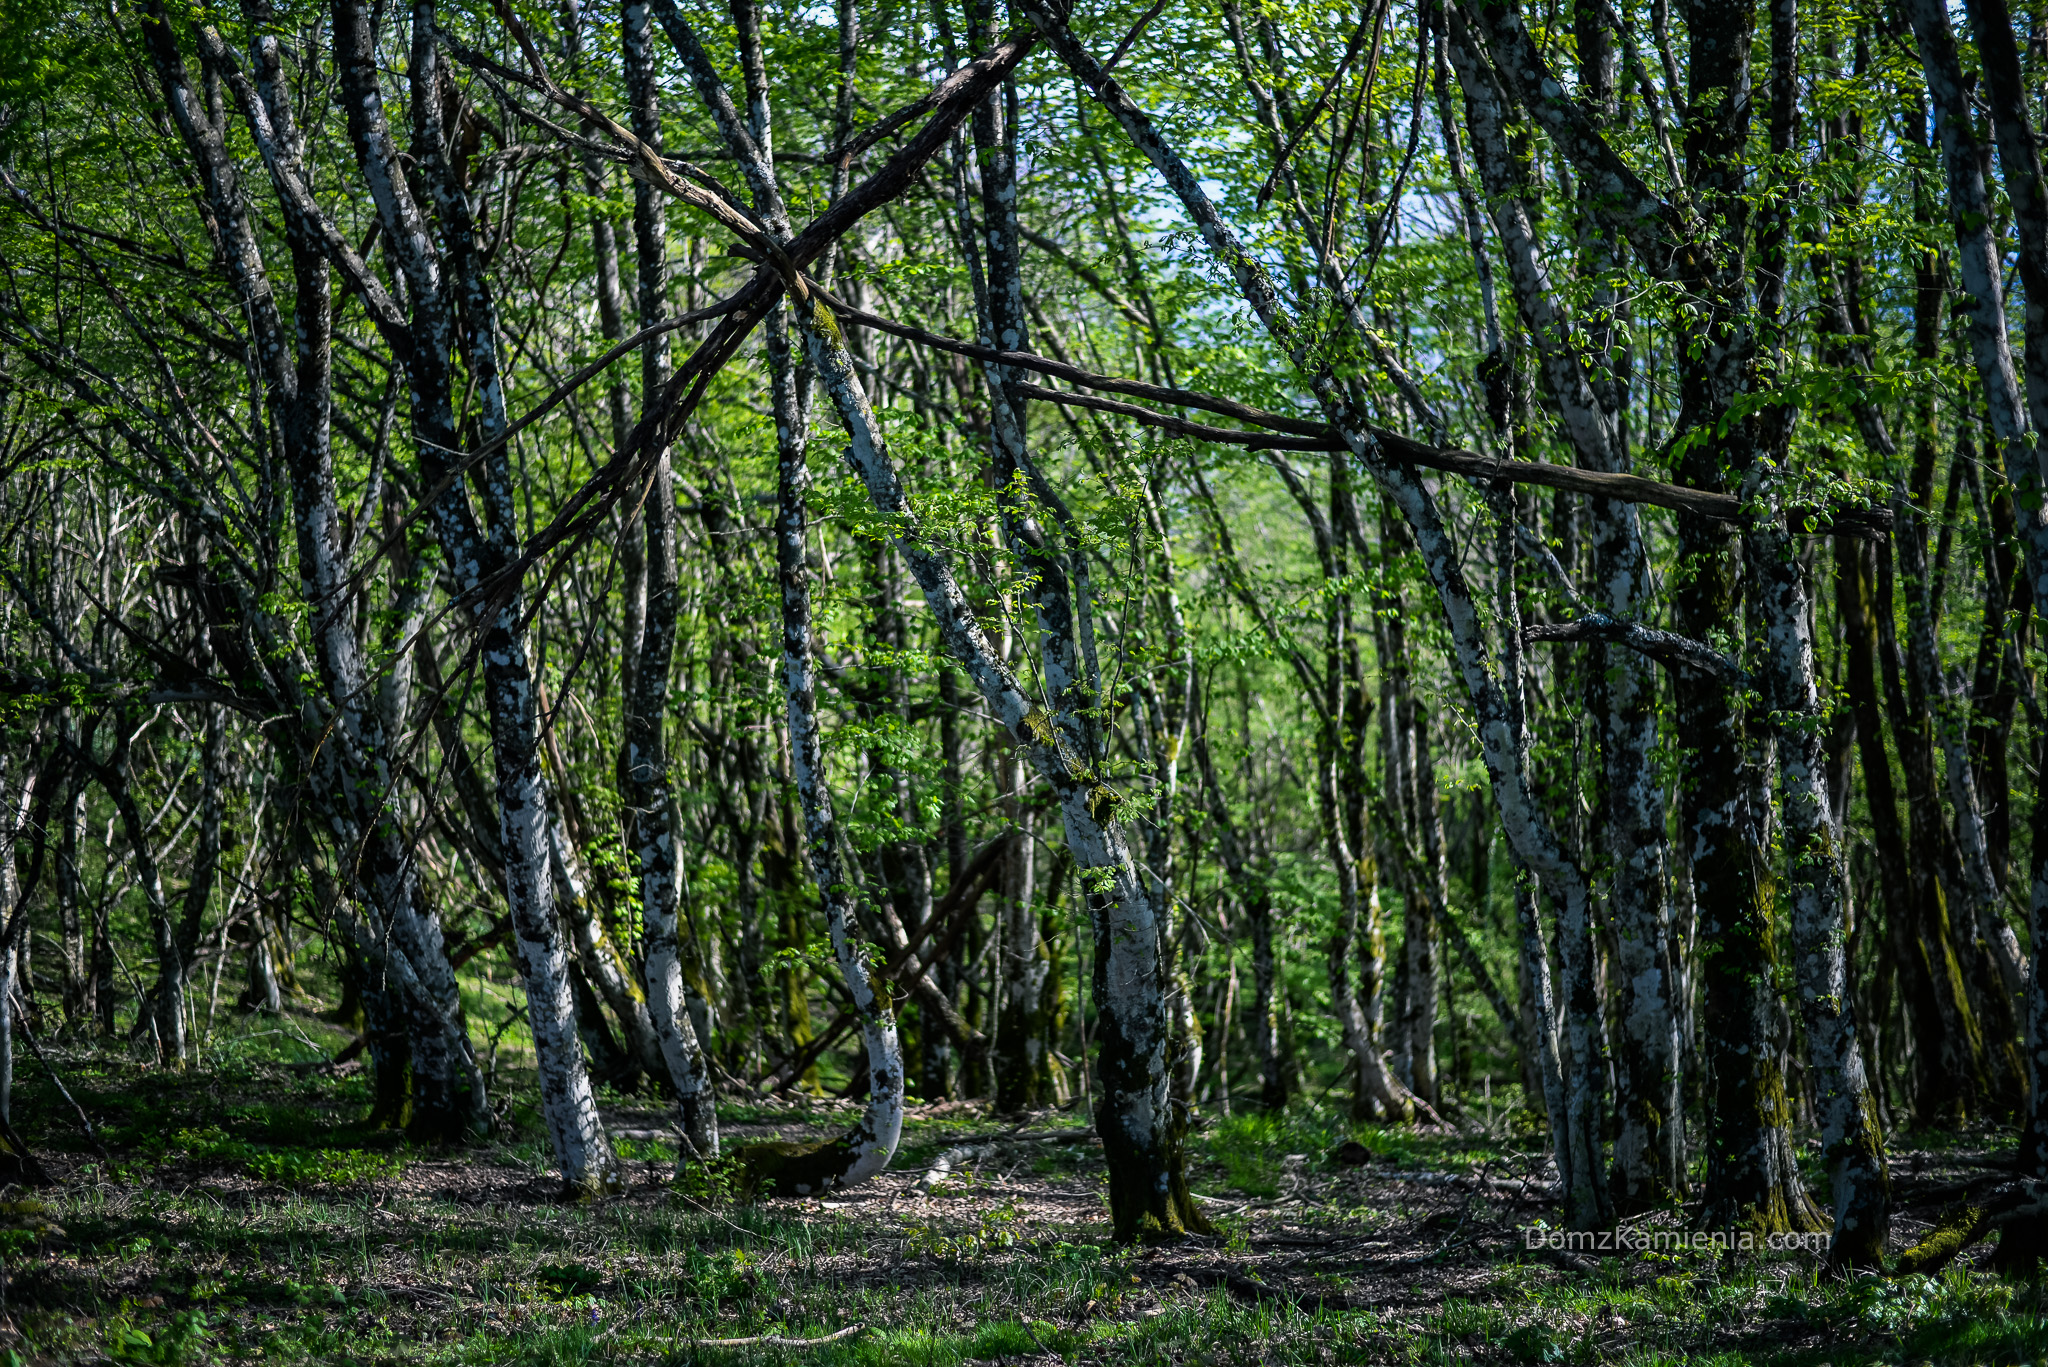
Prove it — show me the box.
[0,1028,2045,1365]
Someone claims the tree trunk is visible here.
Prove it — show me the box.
[745,291,905,1198]
[620,0,719,1161]
[964,48,1068,1115]
[1939,0,2048,1267]
[1910,0,2048,1133]
[331,0,611,1188]
[994,789,1052,1111]
[791,288,1201,1237]
[55,741,86,1032]
[1442,0,1674,1205]
[1192,712,1285,1111]
[1020,0,1608,1221]
[1374,560,1435,1112]
[152,706,224,1068]
[169,8,488,1140]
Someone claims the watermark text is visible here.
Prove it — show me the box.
[1522,1225,1828,1256]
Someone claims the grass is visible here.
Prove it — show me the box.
[4,1020,2048,1364]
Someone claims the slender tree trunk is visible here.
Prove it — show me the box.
[1899,439,2029,1014]
[1910,0,2048,1131]
[1375,565,1434,1111]
[246,908,283,1016]
[1021,0,1609,1221]
[961,37,1066,1112]
[0,771,19,1122]
[1442,0,1675,1204]
[1399,715,1446,1112]
[331,0,611,1188]
[747,295,905,1197]
[545,808,656,1090]
[0,744,50,1119]
[994,780,1051,1111]
[1964,461,2026,888]
[1752,518,1891,1264]
[620,0,719,1160]
[1323,671,1411,1125]
[1749,0,1883,1261]
[151,706,224,1068]
[55,762,86,1032]
[1276,458,1414,1123]
[1941,0,2048,1267]
[1748,33,1893,1236]
[790,287,1202,1236]
[175,5,488,1139]
[1192,710,1284,1112]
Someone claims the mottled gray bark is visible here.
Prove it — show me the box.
[1936,0,2048,1265]
[179,2,490,1140]
[1442,0,1677,1208]
[620,0,719,1161]
[761,315,904,1195]
[789,287,1199,1236]
[331,0,612,1189]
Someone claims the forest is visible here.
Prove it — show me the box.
[2,0,2048,1359]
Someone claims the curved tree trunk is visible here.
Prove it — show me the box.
[1021,0,1610,1223]
[789,287,1200,1236]
[1749,4,1891,1247]
[746,295,904,1199]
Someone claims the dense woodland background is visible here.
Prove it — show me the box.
[0,0,2044,1276]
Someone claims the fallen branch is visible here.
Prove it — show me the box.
[15,1013,109,1161]
[286,1034,368,1075]
[682,1322,866,1348]
[1177,1264,1348,1312]
[919,1126,1099,1149]
[914,1145,985,1193]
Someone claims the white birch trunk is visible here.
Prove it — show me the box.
[1751,516,1892,1266]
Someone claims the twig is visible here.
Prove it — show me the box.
[13,1010,108,1161]
[285,1034,368,1075]
[683,1322,866,1347]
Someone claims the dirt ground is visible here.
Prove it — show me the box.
[2,1062,2042,1365]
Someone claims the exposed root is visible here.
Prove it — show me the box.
[1893,1180,2048,1275]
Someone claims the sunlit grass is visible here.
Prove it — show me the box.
[10,1052,2048,1365]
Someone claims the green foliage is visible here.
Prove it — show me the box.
[902,1197,1027,1260]
[20,1054,2048,1367]
[243,1148,404,1185]
[671,1152,748,1205]
[172,1125,403,1185]
[1500,1320,1566,1363]
[104,1309,210,1366]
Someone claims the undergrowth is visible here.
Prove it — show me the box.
[1,1028,2043,1365]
